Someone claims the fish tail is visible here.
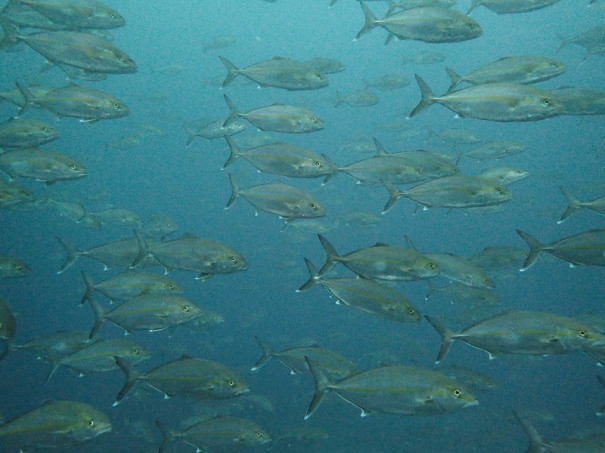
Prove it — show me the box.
[225,173,241,209]
[334,90,343,107]
[251,336,276,371]
[80,270,95,305]
[113,356,140,406]
[516,230,545,272]
[223,136,242,168]
[130,229,150,269]
[386,0,399,15]
[304,356,333,419]
[329,0,338,7]
[425,316,457,364]
[372,137,388,156]
[557,186,581,224]
[381,181,403,214]
[445,67,462,93]
[320,153,339,185]
[218,55,240,87]
[0,339,10,361]
[55,236,81,274]
[0,17,18,49]
[355,2,378,40]
[316,234,339,276]
[182,122,196,147]
[155,420,177,453]
[513,411,549,452]
[466,0,480,15]
[555,33,570,53]
[44,363,60,385]
[296,257,320,292]
[87,298,106,338]
[222,94,239,128]
[409,75,436,118]
[14,81,36,117]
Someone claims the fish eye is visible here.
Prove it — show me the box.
[428,263,437,270]
[408,308,416,315]
[88,419,95,427]
[578,330,587,337]
[15,264,23,270]
[168,283,174,289]
[310,117,318,123]
[70,164,77,170]
[453,389,462,397]
[256,432,262,438]
[230,256,237,262]
[113,103,121,109]
[41,126,49,132]
[315,161,322,167]
[182,305,190,312]
[132,347,140,354]
[228,380,235,386]
[542,98,552,106]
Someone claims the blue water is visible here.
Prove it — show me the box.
[1,0,604,451]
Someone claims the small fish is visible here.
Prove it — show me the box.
[0,253,31,278]
[0,117,60,148]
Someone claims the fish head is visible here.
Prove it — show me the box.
[310,70,329,88]
[302,115,325,132]
[248,427,272,446]
[387,303,421,323]
[302,200,327,218]
[113,50,137,73]
[212,251,248,273]
[437,382,478,412]
[104,99,130,118]
[461,17,483,39]
[72,404,112,440]
[38,123,61,141]
[415,258,440,279]
[68,161,89,179]
[217,374,249,397]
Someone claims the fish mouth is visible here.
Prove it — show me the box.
[235,388,251,396]
[464,400,479,408]
[96,424,113,435]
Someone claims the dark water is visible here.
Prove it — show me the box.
[0,0,604,452]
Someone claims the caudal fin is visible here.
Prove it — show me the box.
[155,420,177,453]
[304,356,333,419]
[225,173,240,209]
[56,236,81,274]
[516,230,545,272]
[222,94,240,128]
[409,75,436,118]
[296,257,320,292]
[223,136,242,168]
[113,356,140,406]
[381,181,404,214]
[251,336,276,371]
[80,271,95,305]
[87,298,107,338]
[425,316,457,364]
[557,186,581,224]
[466,0,481,15]
[445,67,462,93]
[316,234,340,276]
[355,2,378,40]
[218,55,240,88]
[513,411,550,453]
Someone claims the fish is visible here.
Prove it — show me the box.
[0,400,111,450]
[410,75,562,122]
[155,417,271,453]
[141,215,177,240]
[226,173,326,219]
[16,0,125,29]
[8,330,95,366]
[459,140,527,161]
[223,94,325,133]
[424,252,494,289]
[17,82,129,122]
[382,175,511,213]
[131,232,247,280]
[468,0,562,14]
[517,229,605,270]
[0,147,88,184]
[514,410,605,452]
[304,56,345,74]
[251,336,358,380]
[298,258,421,323]
[87,294,222,337]
[88,208,141,227]
[356,3,482,44]
[445,56,566,92]
[114,355,249,404]
[425,311,605,363]
[334,88,379,107]
[387,0,457,13]
[4,28,137,73]
[304,357,478,418]
[433,128,481,145]
[402,49,446,65]
[476,167,529,186]
[316,234,440,281]
[219,55,329,90]
[469,246,528,272]
[47,338,150,382]
[0,178,35,210]
[183,118,245,145]
[557,25,605,60]
[0,84,56,108]
[80,269,183,304]
[0,297,16,360]
[56,236,145,273]
[223,136,337,182]
[557,187,605,223]
[0,253,31,278]
[426,282,501,306]
[0,118,60,148]
[548,86,605,116]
